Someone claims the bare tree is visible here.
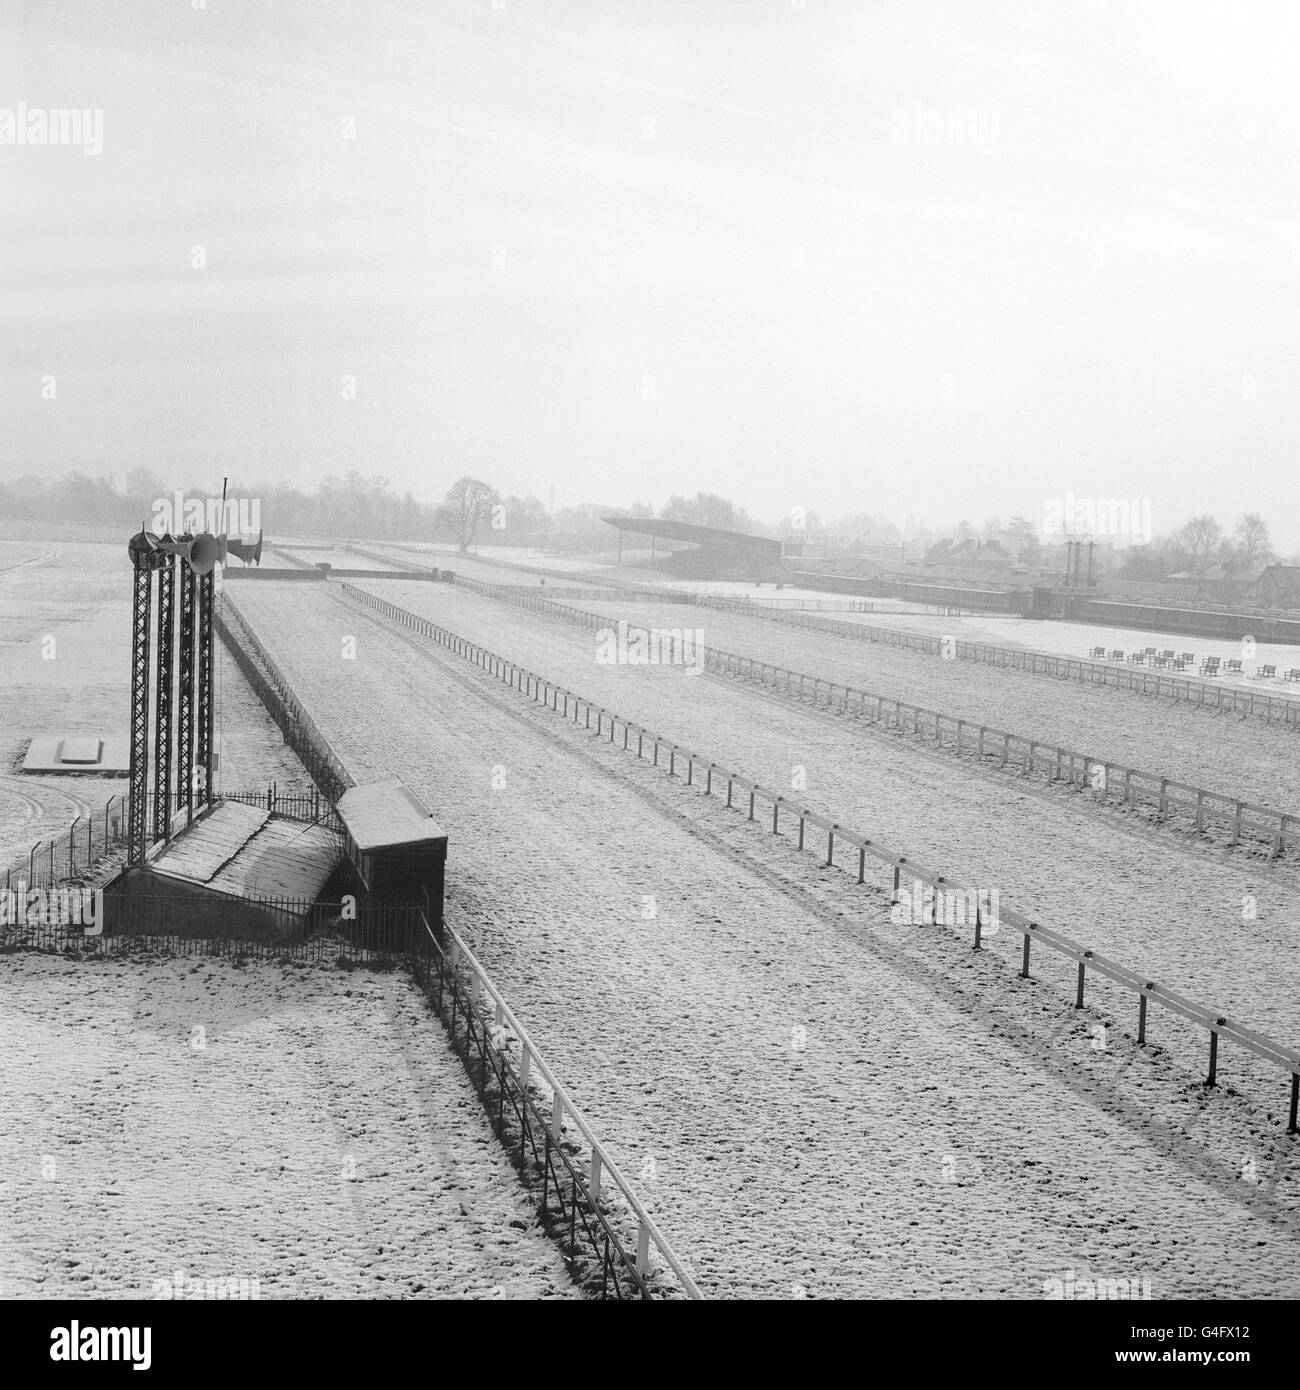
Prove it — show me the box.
[1179,514,1223,576]
[1230,512,1275,573]
[436,476,499,552]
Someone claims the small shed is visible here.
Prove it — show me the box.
[337,778,447,923]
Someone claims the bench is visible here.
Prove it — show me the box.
[1129,652,1147,664]
[1256,664,1277,679]
[1180,652,1195,663]
[1286,669,1300,683]
[1089,646,1106,658]
[1199,658,1221,676]
[1226,659,1242,674]
[1109,650,1125,661]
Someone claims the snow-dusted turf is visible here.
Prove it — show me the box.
[0,539,314,866]
[541,597,1300,815]
[224,581,1300,1298]
[850,608,1300,680]
[342,579,1300,1044]
[0,951,576,1300]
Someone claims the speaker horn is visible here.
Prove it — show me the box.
[224,529,263,567]
[155,531,221,575]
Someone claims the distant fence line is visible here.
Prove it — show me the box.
[709,650,1298,857]
[428,578,1300,859]
[339,581,1300,1132]
[694,597,1300,729]
[439,564,1300,728]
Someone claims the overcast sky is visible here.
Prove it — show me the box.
[3,1,1298,544]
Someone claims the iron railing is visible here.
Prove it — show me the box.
[410,908,701,1299]
[217,596,355,804]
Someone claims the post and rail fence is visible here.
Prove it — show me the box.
[338,581,1300,1133]
[417,577,1300,860]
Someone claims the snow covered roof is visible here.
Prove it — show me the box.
[337,778,447,852]
[148,801,342,903]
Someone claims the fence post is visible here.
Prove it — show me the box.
[589,1149,603,1204]
[1020,932,1031,979]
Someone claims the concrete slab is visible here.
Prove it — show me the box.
[22,735,131,774]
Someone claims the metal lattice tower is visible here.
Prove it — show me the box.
[152,549,176,841]
[127,531,157,866]
[196,569,215,806]
[177,563,196,826]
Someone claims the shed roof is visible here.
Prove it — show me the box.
[148,801,342,905]
[337,778,447,852]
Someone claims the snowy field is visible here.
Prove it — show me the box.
[225,580,1300,1298]
[842,609,1300,688]
[0,540,313,867]
[396,544,1300,680]
[345,579,1300,1044]
[0,952,575,1300]
[544,597,1300,815]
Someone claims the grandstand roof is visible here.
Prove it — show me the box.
[602,516,781,553]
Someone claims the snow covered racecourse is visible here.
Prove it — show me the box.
[10,8,1300,1341]
[206,573,1300,1299]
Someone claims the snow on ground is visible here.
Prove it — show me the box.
[850,611,1300,669]
[225,580,1300,1298]
[340,579,1300,1045]
[540,597,1300,816]
[401,545,1300,686]
[0,538,314,866]
[0,951,576,1300]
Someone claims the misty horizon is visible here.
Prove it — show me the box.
[5,2,1299,547]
